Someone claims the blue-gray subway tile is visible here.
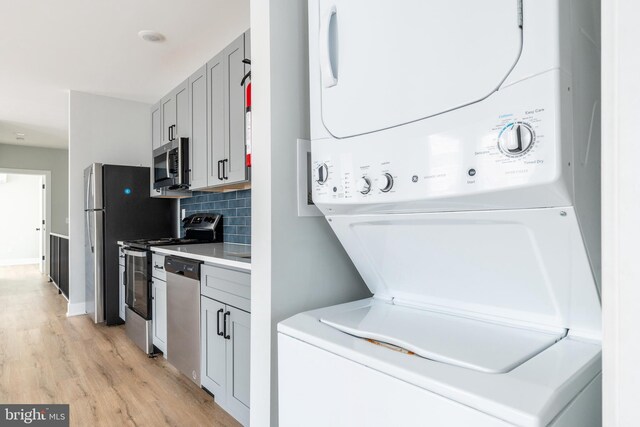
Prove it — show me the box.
[236,207,251,216]
[237,226,251,235]
[214,200,229,209]
[222,192,237,200]
[236,189,251,199]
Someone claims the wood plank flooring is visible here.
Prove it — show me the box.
[0,265,241,427]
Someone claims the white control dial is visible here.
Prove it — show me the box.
[498,122,535,157]
[357,176,372,194]
[316,163,329,184]
[378,173,394,192]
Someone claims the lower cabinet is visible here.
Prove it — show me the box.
[152,278,168,354]
[201,294,250,426]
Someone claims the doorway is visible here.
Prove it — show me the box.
[0,169,51,275]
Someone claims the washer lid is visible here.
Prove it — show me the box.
[321,300,565,374]
[316,0,523,138]
[326,208,602,340]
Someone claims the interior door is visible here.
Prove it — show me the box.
[226,306,250,425]
[316,0,523,138]
[201,296,227,405]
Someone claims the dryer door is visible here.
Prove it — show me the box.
[316,0,523,138]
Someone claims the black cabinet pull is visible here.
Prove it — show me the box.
[168,125,172,142]
[217,160,223,181]
[153,265,164,270]
[223,159,229,180]
[216,309,224,336]
[223,311,231,339]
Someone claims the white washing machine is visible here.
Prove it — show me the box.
[278,0,601,426]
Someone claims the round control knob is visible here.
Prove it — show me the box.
[316,163,329,184]
[357,176,372,194]
[378,173,394,192]
[498,122,535,157]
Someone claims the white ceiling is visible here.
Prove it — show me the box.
[0,0,250,149]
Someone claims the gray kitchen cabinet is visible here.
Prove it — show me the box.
[206,50,226,186]
[151,102,162,150]
[207,32,251,187]
[201,296,228,403]
[152,278,168,354]
[200,264,250,426]
[161,79,190,145]
[189,65,209,190]
[225,306,250,423]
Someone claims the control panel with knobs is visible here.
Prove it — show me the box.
[378,173,394,192]
[498,122,535,157]
[357,176,372,194]
[316,163,329,184]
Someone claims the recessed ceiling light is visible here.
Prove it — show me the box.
[138,30,165,43]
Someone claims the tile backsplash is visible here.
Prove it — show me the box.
[180,189,251,244]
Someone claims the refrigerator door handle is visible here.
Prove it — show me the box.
[86,210,94,253]
[85,167,93,211]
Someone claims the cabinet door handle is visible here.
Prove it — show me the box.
[172,125,177,141]
[223,311,231,339]
[153,265,164,270]
[216,309,224,336]
[223,159,229,180]
[168,125,172,142]
[217,160,223,181]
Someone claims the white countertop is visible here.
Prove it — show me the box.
[151,243,251,272]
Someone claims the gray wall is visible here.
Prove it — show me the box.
[250,1,370,425]
[67,91,152,313]
[0,143,69,235]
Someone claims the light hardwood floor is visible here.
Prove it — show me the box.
[0,265,241,427]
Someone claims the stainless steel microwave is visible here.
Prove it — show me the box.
[153,137,190,190]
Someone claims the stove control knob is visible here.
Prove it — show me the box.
[357,176,372,194]
[378,173,394,192]
[498,122,534,156]
[316,163,329,184]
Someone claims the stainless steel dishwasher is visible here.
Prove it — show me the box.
[165,256,203,385]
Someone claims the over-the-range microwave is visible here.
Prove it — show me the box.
[153,137,190,190]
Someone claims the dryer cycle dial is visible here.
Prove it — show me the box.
[498,122,535,157]
[316,163,329,184]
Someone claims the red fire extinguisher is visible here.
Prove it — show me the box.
[241,59,252,168]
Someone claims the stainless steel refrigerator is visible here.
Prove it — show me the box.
[84,163,176,325]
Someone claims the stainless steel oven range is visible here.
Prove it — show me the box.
[122,213,222,355]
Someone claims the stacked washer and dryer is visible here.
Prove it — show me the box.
[279,0,601,426]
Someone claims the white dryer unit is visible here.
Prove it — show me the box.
[279,0,601,426]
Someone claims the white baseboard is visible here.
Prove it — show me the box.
[66,302,86,317]
[0,258,39,266]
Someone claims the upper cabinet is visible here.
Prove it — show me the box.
[151,102,162,150]
[189,65,209,190]
[161,79,190,145]
[205,31,251,189]
[152,30,251,195]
